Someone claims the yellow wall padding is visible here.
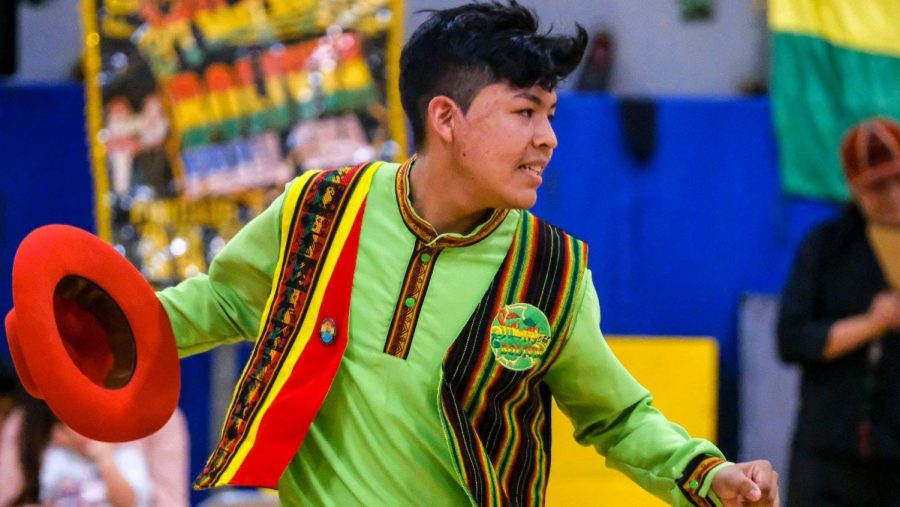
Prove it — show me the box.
[547,336,718,506]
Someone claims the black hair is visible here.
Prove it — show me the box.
[0,358,16,396]
[400,0,588,148]
[14,397,58,506]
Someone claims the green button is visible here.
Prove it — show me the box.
[405,297,416,308]
[689,480,699,490]
[420,253,431,263]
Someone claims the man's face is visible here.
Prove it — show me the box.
[855,172,900,227]
[450,82,558,210]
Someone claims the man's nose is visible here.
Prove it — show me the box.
[534,115,558,150]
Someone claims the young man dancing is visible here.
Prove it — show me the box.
[10,1,780,505]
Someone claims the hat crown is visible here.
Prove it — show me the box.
[841,117,900,184]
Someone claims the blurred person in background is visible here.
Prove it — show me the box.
[778,117,900,506]
[136,407,190,507]
[0,396,152,507]
[0,360,15,429]
[0,359,17,471]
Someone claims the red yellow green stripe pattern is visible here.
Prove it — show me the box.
[439,211,588,506]
[383,240,442,359]
[194,162,378,489]
[770,0,900,201]
[394,157,509,248]
[384,156,509,359]
[677,454,727,507]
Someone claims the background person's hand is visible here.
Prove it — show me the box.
[711,460,779,506]
[867,290,900,335]
[51,424,115,463]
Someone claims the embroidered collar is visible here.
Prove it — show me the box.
[395,156,509,248]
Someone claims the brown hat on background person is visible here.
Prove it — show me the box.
[840,117,900,190]
[844,117,900,289]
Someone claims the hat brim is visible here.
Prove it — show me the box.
[7,225,180,442]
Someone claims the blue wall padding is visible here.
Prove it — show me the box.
[533,94,840,454]
[0,84,212,505]
[0,85,95,318]
[1,85,840,483]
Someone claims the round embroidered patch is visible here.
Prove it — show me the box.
[489,303,552,371]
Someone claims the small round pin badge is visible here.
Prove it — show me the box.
[319,318,337,345]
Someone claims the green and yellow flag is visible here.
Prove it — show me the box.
[770,0,900,201]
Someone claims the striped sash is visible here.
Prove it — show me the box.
[194,162,378,489]
[440,211,588,506]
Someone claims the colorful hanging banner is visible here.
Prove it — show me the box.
[769,0,900,201]
[83,0,406,286]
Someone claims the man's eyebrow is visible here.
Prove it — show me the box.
[514,92,557,110]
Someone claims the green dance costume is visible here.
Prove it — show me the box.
[159,160,727,506]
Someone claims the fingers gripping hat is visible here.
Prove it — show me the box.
[840,117,900,189]
[5,225,180,442]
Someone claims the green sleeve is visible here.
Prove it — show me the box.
[157,181,291,357]
[543,271,726,506]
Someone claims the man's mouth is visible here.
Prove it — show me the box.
[518,164,543,175]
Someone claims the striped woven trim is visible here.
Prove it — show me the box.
[440,211,588,506]
[194,163,374,489]
[439,379,505,507]
[395,156,509,247]
[677,454,727,507]
[383,241,441,359]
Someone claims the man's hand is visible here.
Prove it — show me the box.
[711,460,779,506]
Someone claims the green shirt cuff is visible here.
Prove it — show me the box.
[700,461,733,507]
[677,454,728,506]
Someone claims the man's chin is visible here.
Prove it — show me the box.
[503,194,538,210]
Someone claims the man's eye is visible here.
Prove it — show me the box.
[518,109,534,118]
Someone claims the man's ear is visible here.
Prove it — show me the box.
[427,95,459,145]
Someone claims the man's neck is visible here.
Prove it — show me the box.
[407,153,491,236]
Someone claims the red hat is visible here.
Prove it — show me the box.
[5,225,180,442]
[840,117,900,189]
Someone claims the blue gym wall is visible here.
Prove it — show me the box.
[0,85,840,500]
[530,94,839,457]
[0,85,212,505]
